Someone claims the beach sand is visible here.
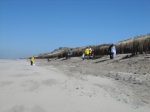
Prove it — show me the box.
[0,54,150,112]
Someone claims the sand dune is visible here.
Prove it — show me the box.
[0,54,150,112]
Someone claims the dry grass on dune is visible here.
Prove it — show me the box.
[34,33,150,59]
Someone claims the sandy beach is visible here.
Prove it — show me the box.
[0,54,150,112]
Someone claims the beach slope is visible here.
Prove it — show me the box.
[0,58,149,112]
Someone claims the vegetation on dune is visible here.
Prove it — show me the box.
[34,33,150,59]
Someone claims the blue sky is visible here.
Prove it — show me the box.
[0,0,150,59]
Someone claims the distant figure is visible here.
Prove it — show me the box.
[89,47,92,56]
[47,58,50,62]
[84,47,90,59]
[68,49,72,59]
[109,44,116,59]
[91,49,94,57]
[30,56,34,65]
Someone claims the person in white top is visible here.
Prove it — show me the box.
[89,47,92,56]
[108,44,116,59]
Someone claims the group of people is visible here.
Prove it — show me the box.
[83,44,116,60]
[67,47,95,60]
[85,47,94,56]
[82,47,94,60]
[29,44,116,65]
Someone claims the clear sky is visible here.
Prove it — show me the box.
[0,0,150,59]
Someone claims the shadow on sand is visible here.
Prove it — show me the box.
[61,58,68,61]
[94,59,109,63]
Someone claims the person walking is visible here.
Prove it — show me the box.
[68,49,72,59]
[30,56,34,65]
[109,44,116,59]
[84,47,90,59]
